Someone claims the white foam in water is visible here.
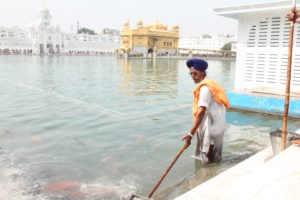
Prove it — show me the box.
[79,177,138,200]
[0,77,126,119]
[0,150,46,200]
[0,147,139,200]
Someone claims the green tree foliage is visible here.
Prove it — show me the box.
[77,27,96,35]
[221,42,232,51]
[202,34,212,39]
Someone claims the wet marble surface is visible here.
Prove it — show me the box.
[175,146,300,200]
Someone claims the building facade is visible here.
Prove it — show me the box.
[179,34,237,51]
[120,20,179,55]
[215,1,300,92]
[0,7,120,55]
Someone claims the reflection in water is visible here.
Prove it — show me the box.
[118,59,178,99]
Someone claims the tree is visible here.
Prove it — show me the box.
[202,34,212,39]
[77,27,96,35]
[221,42,232,51]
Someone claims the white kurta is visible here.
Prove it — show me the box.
[194,86,226,162]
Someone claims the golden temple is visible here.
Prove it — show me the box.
[120,19,179,56]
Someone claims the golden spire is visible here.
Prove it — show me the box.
[172,25,179,31]
[137,19,143,27]
[123,19,130,28]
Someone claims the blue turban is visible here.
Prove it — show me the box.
[186,58,208,71]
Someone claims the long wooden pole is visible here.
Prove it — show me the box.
[280,4,297,152]
[148,144,187,198]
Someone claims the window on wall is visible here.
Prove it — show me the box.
[293,55,300,86]
[296,21,300,47]
[282,18,290,47]
[270,17,280,47]
[246,16,294,48]
[244,16,300,90]
[247,25,256,47]
[258,20,268,47]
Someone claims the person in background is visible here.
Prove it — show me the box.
[182,58,230,163]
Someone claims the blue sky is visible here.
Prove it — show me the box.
[0,0,291,36]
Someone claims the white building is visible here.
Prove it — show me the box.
[215,0,300,92]
[179,34,237,51]
[0,7,120,55]
[0,26,32,54]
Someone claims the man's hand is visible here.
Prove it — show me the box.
[182,134,192,149]
[287,8,300,23]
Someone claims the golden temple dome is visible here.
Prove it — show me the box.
[137,19,143,27]
[147,19,168,30]
[172,25,179,31]
[123,19,130,28]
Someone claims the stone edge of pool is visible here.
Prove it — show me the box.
[174,145,300,200]
[226,91,300,119]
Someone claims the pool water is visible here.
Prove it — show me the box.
[0,56,299,200]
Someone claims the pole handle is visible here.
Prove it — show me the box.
[280,5,297,151]
[148,144,187,198]
[293,0,297,8]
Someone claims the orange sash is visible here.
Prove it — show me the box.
[192,78,230,119]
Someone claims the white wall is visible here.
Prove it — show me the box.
[236,10,300,92]
[179,34,236,50]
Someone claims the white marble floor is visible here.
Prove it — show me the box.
[175,145,300,200]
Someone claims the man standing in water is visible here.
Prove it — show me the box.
[182,58,230,163]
